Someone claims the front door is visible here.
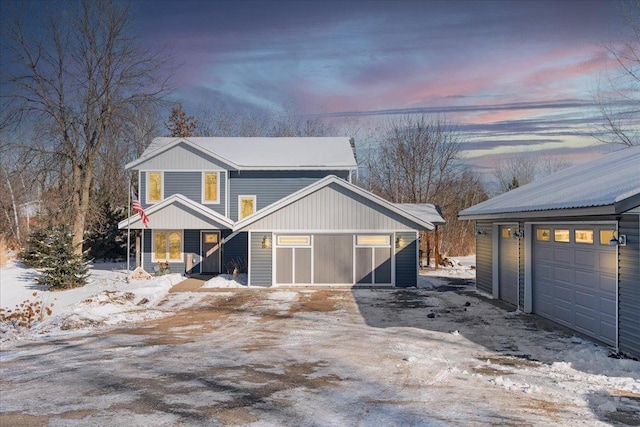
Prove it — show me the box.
[201,231,221,274]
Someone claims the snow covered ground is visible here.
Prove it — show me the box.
[1,257,639,426]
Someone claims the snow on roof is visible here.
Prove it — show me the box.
[460,145,640,218]
[395,203,446,225]
[142,137,358,170]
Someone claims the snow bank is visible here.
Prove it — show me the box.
[0,260,192,343]
[201,273,248,288]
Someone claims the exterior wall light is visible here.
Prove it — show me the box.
[395,236,404,248]
[262,235,272,249]
[609,232,627,246]
[512,231,524,238]
[476,230,486,236]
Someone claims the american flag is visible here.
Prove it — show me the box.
[131,188,149,228]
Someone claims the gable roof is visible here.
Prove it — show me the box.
[233,175,438,231]
[118,194,234,230]
[126,137,358,171]
[459,145,640,220]
[395,203,446,225]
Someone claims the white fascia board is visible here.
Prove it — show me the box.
[458,205,615,221]
[118,194,235,230]
[125,137,240,171]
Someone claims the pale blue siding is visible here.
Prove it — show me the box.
[229,171,348,220]
[475,221,493,295]
[395,231,417,287]
[140,171,226,216]
[250,232,272,287]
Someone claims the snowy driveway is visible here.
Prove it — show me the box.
[1,284,639,426]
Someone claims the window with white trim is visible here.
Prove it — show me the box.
[239,195,256,220]
[277,235,311,246]
[202,172,220,204]
[153,230,183,262]
[147,171,163,203]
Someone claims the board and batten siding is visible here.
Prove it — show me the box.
[395,231,418,287]
[249,232,272,287]
[184,230,201,274]
[222,231,248,275]
[239,183,420,231]
[618,214,640,359]
[475,221,493,295]
[136,142,232,171]
[228,171,348,220]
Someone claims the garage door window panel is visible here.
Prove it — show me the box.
[599,230,616,246]
[575,229,594,244]
[554,229,570,242]
[536,229,551,241]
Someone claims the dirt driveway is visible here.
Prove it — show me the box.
[1,283,639,426]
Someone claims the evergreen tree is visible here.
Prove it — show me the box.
[165,105,198,137]
[84,199,127,262]
[23,225,89,290]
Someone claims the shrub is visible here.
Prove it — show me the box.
[0,292,54,330]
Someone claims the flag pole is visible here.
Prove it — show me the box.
[127,176,131,273]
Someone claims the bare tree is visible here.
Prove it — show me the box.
[493,153,572,194]
[3,1,172,254]
[165,104,198,137]
[594,0,639,146]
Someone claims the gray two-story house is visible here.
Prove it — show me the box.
[119,137,444,287]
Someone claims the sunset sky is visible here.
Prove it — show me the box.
[3,0,636,172]
[131,0,635,170]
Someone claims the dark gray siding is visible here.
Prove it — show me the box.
[475,221,493,295]
[250,232,272,287]
[222,231,248,274]
[619,214,640,359]
[517,221,525,309]
[229,171,348,220]
[395,231,417,287]
[184,230,200,274]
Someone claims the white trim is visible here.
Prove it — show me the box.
[238,195,257,221]
[225,171,230,218]
[524,223,533,313]
[247,231,252,287]
[118,193,234,230]
[146,171,164,204]
[151,229,184,263]
[201,171,221,205]
[233,175,435,232]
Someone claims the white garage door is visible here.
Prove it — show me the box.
[532,224,617,345]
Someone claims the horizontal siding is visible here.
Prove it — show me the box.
[136,142,231,170]
[229,171,348,220]
[250,232,272,287]
[395,231,417,287]
[618,214,640,359]
[475,221,493,295]
[241,183,419,231]
[142,229,186,274]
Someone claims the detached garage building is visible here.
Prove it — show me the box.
[459,146,640,359]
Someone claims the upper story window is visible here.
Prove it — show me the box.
[147,172,163,203]
[239,195,256,220]
[202,172,219,204]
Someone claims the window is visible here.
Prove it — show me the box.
[536,229,551,241]
[600,230,616,246]
[501,228,513,239]
[575,229,594,244]
[356,235,391,246]
[153,230,183,262]
[239,196,256,220]
[147,172,162,203]
[554,229,570,243]
[277,235,311,246]
[202,172,219,204]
